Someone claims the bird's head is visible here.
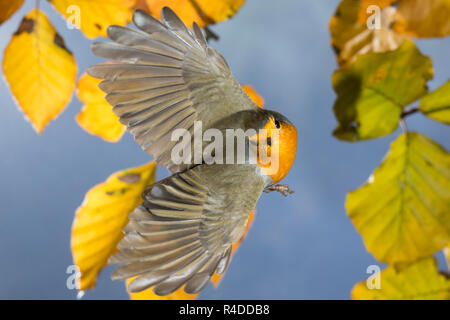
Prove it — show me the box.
[254,110,297,184]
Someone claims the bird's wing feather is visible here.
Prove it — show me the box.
[88,8,258,172]
[109,163,268,295]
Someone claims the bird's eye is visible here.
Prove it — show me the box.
[274,119,281,129]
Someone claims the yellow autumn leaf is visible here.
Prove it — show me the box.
[242,85,264,108]
[445,246,450,271]
[352,258,450,299]
[146,0,246,27]
[347,132,450,264]
[0,0,24,24]
[393,0,450,38]
[419,80,450,125]
[356,0,397,25]
[126,278,198,300]
[329,0,404,67]
[2,9,77,133]
[331,0,450,67]
[49,0,136,39]
[76,73,126,142]
[71,162,156,291]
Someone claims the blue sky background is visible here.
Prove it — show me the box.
[0,0,448,299]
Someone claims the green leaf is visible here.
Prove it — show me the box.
[332,40,433,141]
[352,258,450,300]
[420,80,450,125]
[347,132,450,264]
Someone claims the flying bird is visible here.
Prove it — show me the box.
[88,7,297,296]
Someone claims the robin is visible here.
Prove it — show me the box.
[88,7,297,296]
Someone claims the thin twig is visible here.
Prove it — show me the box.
[401,107,419,119]
[399,106,420,133]
[399,119,408,133]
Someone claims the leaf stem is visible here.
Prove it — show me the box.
[400,119,408,133]
[401,107,419,119]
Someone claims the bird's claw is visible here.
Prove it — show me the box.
[264,184,294,197]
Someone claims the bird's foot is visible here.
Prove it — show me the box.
[264,184,294,197]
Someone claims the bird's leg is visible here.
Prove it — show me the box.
[264,184,294,197]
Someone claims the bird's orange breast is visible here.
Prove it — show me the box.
[252,118,297,184]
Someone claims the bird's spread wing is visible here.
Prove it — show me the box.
[88,8,258,172]
[109,163,268,295]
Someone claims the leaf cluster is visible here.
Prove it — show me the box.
[330,0,450,299]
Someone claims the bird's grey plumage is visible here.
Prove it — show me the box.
[88,8,259,173]
[87,7,275,296]
[110,164,269,294]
